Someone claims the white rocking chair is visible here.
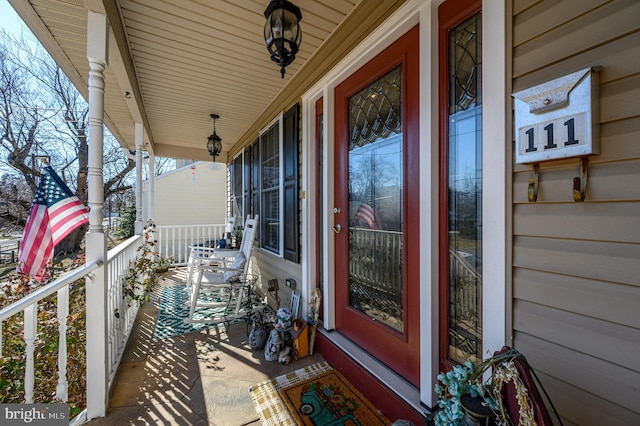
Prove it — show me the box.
[185,216,239,291]
[185,215,260,325]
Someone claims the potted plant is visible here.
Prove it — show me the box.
[434,359,498,425]
[233,227,243,248]
[434,348,554,426]
[153,256,172,273]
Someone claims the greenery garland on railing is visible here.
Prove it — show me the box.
[121,221,171,308]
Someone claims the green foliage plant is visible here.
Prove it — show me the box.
[153,256,171,273]
[233,227,243,247]
[116,205,136,239]
[434,349,541,425]
[434,359,495,425]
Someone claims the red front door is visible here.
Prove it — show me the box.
[333,26,420,386]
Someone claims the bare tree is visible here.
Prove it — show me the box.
[0,30,139,251]
[0,174,31,229]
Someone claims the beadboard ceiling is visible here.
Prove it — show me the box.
[8,0,359,162]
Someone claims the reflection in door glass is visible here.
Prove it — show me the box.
[347,66,404,333]
[447,12,482,364]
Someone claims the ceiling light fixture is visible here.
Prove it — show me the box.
[207,114,222,162]
[263,0,302,78]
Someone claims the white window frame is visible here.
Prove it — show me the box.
[231,151,245,222]
[258,113,284,257]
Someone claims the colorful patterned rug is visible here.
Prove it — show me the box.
[153,285,213,340]
[249,362,390,425]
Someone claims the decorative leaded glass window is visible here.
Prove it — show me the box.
[349,66,402,149]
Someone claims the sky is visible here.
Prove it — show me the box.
[0,1,27,35]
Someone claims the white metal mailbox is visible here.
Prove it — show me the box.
[513,67,600,164]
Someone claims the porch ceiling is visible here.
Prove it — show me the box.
[8,0,359,161]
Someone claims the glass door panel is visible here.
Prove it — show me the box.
[440,6,483,366]
[348,66,404,332]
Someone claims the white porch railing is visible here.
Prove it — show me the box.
[106,235,143,387]
[0,261,102,406]
[156,223,227,265]
[0,234,142,425]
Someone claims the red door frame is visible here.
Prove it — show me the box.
[334,25,420,386]
[438,0,482,373]
[315,97,324,317]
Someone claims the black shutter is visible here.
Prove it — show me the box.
[250,139,260,242]
[283,103,299,263]
[243,145,251,220]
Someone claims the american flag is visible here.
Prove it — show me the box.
[17,167,89,281]
[354,202,379,229]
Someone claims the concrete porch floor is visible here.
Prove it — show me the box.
[86,268,325,426]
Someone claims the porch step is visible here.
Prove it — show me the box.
[316,327,431,423]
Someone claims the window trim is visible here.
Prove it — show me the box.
[231,151,244,220]
[258,113,284,256]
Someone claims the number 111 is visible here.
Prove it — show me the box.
[525,117,580,152]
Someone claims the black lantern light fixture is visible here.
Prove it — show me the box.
[263,0,302,78]
[207,114,222,162]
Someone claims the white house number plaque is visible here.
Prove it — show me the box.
[513,67,600,164]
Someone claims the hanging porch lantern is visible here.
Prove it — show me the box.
[263,0,302,78]
[207,114,222,162]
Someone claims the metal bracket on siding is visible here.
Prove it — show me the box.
[573,157,588,202]
[528,164,540,202]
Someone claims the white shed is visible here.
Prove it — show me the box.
[142,161,227,226]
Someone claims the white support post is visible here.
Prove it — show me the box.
[85,10,109,420]
[135,123,144,235]
[148,152,155,222]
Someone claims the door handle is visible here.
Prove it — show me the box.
[332,224,342,234]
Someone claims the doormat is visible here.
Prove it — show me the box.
[153,285,214,340]
[249,362,390,425]
[280,369,390,425]
[249,362,333,425]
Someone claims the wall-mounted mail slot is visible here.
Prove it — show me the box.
[513,67,600,164]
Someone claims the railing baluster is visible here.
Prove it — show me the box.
[153,223,225,266]
[56,286,69,401]
[23,304,37,404]
[172,226,177,262]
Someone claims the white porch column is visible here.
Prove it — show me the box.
[134,123,144,235]
[148,153,155,222]
[85,10,109,420]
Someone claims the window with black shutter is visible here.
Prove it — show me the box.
[252,103,300,262]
